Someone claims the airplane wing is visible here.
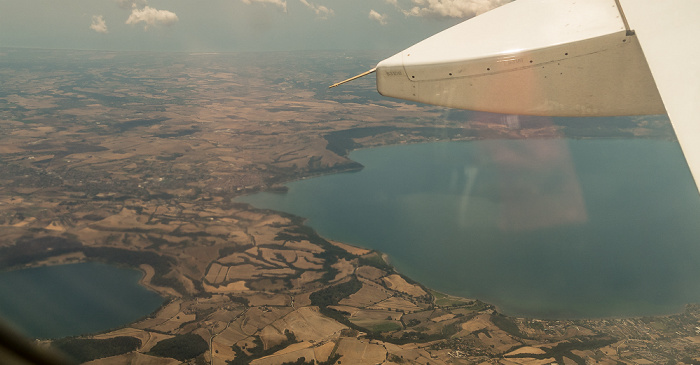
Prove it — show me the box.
[369,0,700,192]
[618,0,700,191]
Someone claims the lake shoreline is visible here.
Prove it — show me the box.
[237,138,700,320]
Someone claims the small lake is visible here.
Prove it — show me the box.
[0,262,164,339]
[238,139,700,319]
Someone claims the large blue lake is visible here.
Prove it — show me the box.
[0,262,164,339]
[238,139,700,319]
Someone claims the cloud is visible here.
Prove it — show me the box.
[125,6,179,29]
[369,10,388,25]
[116,0,147,10]
[299,0,334,19]
[89,15,108,33]
[241,0,288,13]
[398,0,511,18]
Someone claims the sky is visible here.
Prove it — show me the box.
[0,0,510,52]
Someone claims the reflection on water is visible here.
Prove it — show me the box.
[238,139,700,318]
[478,138,587,231]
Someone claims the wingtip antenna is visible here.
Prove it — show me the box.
[329,67,377,89]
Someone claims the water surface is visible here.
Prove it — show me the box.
[0,262,164,339]
[238,139,700,318]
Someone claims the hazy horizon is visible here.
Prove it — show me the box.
[0,0,511,53]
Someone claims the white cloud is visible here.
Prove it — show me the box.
[299,0,334,19]
[369,10,388,25]
[89,15,108,33]
[116,0,147,10]
[241,0,288,13]
[399,0,511,18]
[385,0,398,6]
[125,6,179,29]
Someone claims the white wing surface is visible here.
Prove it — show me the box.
[376,0,664,116]
[374,0,700,192]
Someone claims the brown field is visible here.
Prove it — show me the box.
[211,341,238,365]
[330,240,370,256]
[339,281,392,308]
[152,311,196,333]
[430,313,456,323]
[224,264,261,280]
[205,263,225,283]
[83,352,180,365]
[289,254,323,270]
[133,300,182,330]
[268,307,346,342]
[292,271,325,286]
[140,333,176,353]
[203,281,249,293]
[328,305,361,317]
[213,324,249,348]
[32,251,86,266]
[244,293,291,307]
[312,341,336,362]
[139,264,182,298]
[500,359,557,365]
[330,259,355,282]
[382,274,427,297]
[505,346,547,356]
[91,328,158,351]
[335,338,387,364]
[284,240,324,253]
[350,308,402,322]
[356,265,388,281]
[258,325,289,349]
[251,342,316,365]
[460,313,492,333]
[370,296,423,313]
[478,327,524,354]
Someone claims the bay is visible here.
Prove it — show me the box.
[238,139,700,319]
[0,262,165,339]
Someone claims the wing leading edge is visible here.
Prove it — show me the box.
[374,0,700,193]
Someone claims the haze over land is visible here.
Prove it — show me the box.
[1,47,699,364]
[0,0,509,52]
